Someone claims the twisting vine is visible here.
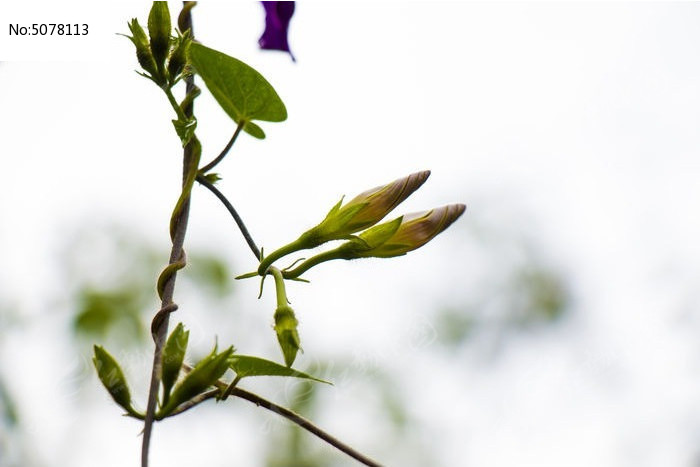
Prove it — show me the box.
[91,3,465,467]
[141,4,198,466]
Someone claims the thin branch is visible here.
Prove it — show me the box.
[171,368,384,467]
[199,121,245,174]
[196,173,261,260]
[162,388,219,418]
[141,4,197,467]
[229,386,384,467]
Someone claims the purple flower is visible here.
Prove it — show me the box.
[259,1,295,61]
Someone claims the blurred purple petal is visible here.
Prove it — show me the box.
[259,1,295,61]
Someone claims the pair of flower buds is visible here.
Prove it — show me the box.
[258,170,466,278]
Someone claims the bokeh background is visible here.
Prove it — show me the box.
[2,2,700,466]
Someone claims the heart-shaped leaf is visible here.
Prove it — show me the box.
[189,42,287,139]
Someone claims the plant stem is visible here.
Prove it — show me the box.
[219,375,242,401]
[282,248,345,279]
[229,387,384,467]
[142,194,191,467]
[257,238,307,275]
[141,4,197,467]
[195,173,261,260]
[269,267,288,307]
[170,367,384,467]
[199,121,245,174]
[164,86,187,121]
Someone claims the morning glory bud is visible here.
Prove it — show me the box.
[148,1,172,73]
[167,30,191,85]
[354,204,466,258]
[282,204,466,278]
[274,303,301,367]
[308,170,431,243]
[258,171,430,274]
[126,18,159,79]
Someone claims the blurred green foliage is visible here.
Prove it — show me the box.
[266,380,330,467]
[61,224,233,344]
[0,381,18,428]
[435,219,571,351]
[48,217,571,465]
[75,288,145,340]
[513,268,568,325]
[264,362,437,467]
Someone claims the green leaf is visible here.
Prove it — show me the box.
[161,323,190,406]
[160,345,234,417]
[188,42,287,139]
[203,173,222,184]
[230,355,330,384]
[243,121,265,139]
[93,346,140,417]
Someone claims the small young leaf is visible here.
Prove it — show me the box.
[203,173,222,185]
[93,345,140,416]
[161,323,190,406]
[188,42,287,139]
[160,345,234,417]
[172,117,197,146]
[230,355,330,384]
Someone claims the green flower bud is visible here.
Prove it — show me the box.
[274,304,301,367]
[160,345,234,417]
[167,30,191,85]
[258,171,430,274]
[282,204,466,278]
[161,322,190,407]
[93,345,139,416]
[125,18,159,78]
[355,204,466,258]
[148,1,172,72]
[306,170,431,244]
